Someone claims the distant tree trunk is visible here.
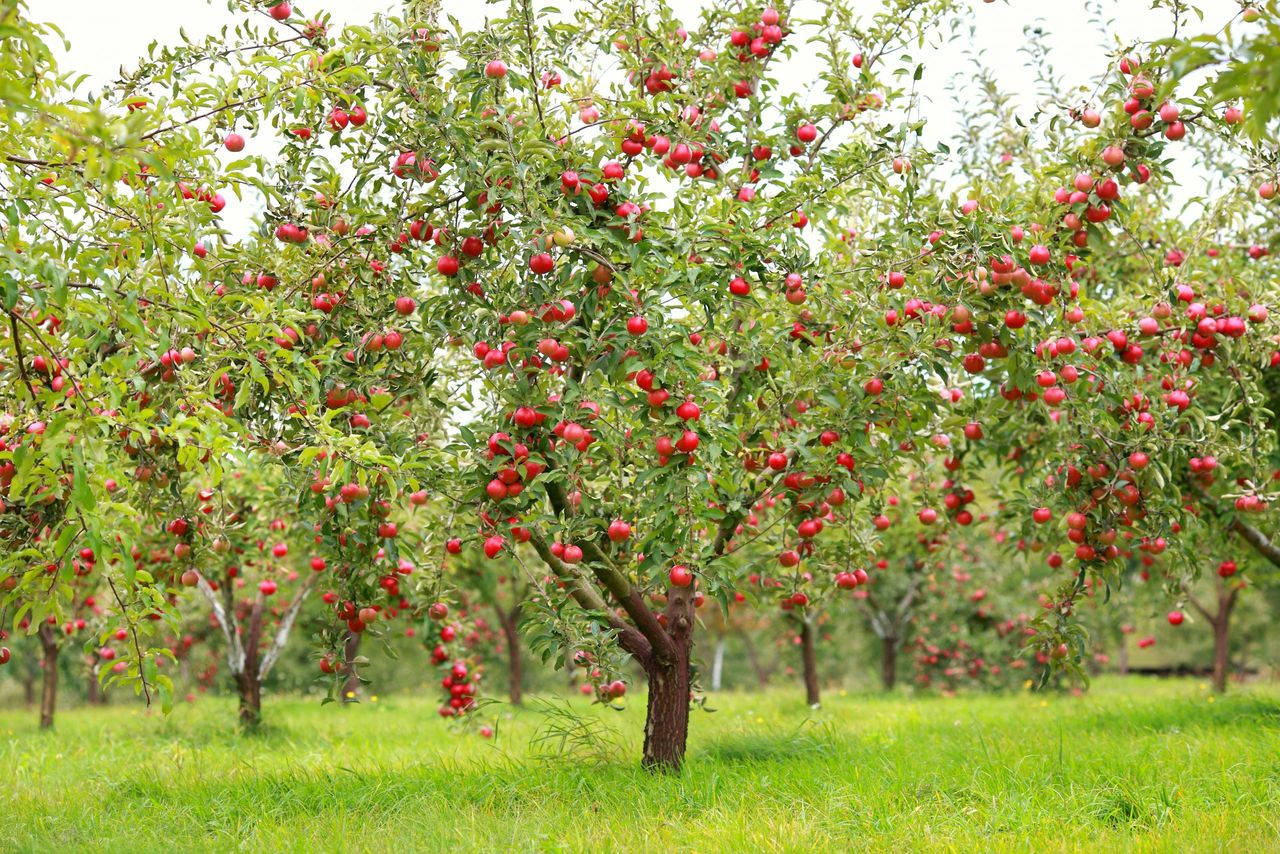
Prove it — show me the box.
[22,668,36,707]
[741,630,771,689]
[641,588,693,772]
[38,625,59,730]
[496,605,523,705]
[1116,634,1130,676]
[1210,586,1239,694]
[341,630,362,703]
[710,634,726,691]
[86,664,104,706]
[236,669,262,728]
[237,598,265,731]
[799,618,820,707]
[881,635,899,691]
[1186,580,1239,694]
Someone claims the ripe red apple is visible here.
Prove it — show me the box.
[1167,610,1184,626]
[484,60,508,78]
[607,520,632,542]
[669,564,693,587]
[267,2,291,21]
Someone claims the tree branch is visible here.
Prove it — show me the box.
[528,532,653,662]
[259,572,319,678]
[196,574,244,674]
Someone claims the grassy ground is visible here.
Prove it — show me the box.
[1,677,1278,852]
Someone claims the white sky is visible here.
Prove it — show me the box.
[37,0,1240,218]
[43,1,1240,117]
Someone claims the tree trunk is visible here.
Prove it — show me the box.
[1210,587,1238,694]
[710,635,726,691]
[38,625,59,730]
[238,597,265,730]
[881,634,898,691]
[741,630,770,689]
[236,669,262,729]
[641,588,694,772]
[341,630,361,703]
[799,618,820,707]
[22,669,36,707]
[87,665,103,706]
[1116,634,1129,676]
[497,606,523,705]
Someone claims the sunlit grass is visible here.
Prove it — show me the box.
[1,677,1278,852]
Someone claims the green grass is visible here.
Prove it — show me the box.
[1,677,1279,852]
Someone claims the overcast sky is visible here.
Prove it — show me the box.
[44,1,1239,111]
[37,0,1241,216]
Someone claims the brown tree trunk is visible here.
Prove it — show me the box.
[881,635,898,691]
[1210,588,1238,693]
[1117,634,1130,676]
[799,617,820,707]
[341,630,361,703]
[641,588,694,772]
[87,666,103,706]
[38,625,59,730]
[236,669,262,729]
[497,606,523,705]
[237,597,265,730]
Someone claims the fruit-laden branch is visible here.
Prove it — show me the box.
[196,574,245,673]
[542,476,677,664]
[527,532,653,663]
[259,571,320,678]
[1228,516,1280,568]
[1191,482,1280,568]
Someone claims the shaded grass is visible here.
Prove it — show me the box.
[1,677,1278,852]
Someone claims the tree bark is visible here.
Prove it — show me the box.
[1116,634,1129,676]
[237,597,265,730]
[236,669,262,729]
[881,634,898,691]
[86,665,104,706]
[1210,586,1238,694]
[641,587,694,772]
[496,605,523,705]
[799,618,820,707]
[341,630,361,703]
[38,625,59,730]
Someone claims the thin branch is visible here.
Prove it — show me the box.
[107,577,153,706]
